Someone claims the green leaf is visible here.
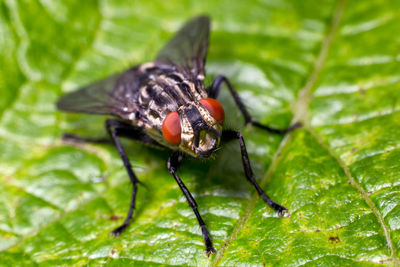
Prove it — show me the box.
[0,0,399,266]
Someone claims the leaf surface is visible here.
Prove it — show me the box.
[0,0,399,266]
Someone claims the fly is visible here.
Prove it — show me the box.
[57,16,300,255]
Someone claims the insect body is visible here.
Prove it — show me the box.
[57,16,299,255]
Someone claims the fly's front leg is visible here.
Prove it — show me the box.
[167,151,216,256]
[208,75,301,133]
[222,130,287,214]
[105,119,140,236]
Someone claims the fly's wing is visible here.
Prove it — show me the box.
[155,16,210,79]
[57,67,144,118]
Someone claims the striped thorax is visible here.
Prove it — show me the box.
[135,62,224,158]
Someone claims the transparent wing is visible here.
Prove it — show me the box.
[155,16,210,78]
[57,67,144,118]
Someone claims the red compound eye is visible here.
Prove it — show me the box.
[199,98,225,125]
[162,111,181,145]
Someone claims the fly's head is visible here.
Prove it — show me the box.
[162,98,225,158]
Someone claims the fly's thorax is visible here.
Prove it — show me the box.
[178,101,222,158]
[136,63,222,155]
[137,64,210,146]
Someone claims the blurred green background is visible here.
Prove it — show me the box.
[1,0,400,266]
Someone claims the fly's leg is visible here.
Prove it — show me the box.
[62,120,161,235]
[222,130,287,214]
[105,119,141,236]
[62,125,162,148]
[208,75,301,133]
[168,151,216,256]
[62,133,112,144]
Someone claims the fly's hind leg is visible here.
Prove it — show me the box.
[208,75,301,133]
[62,123,162,147]
[62,133,112,144]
